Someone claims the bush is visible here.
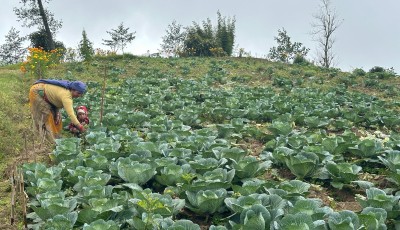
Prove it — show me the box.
[367,66,396,79]
[352,68,366,77]
[293,55,310,66]
[369,66,385,73]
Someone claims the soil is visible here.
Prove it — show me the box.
[308,184,362,212]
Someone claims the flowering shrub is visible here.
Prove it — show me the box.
[20,47,63,79]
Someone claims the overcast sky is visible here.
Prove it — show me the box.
[1,0,399,73]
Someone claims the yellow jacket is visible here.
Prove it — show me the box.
[44,84,80,126]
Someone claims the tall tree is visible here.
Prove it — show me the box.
[0,27,26,65]
[311,0,342,68]
[78,30,94,62]
[184,19,216,57]
[102,22,136,54]
[182,12,236,57]
[14,0,62,50]
[216,11,236,56]
[160,20,187,57]
[268,28,309,63]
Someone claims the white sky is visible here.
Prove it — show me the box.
[1,0,399,73]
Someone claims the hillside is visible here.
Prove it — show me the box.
[1,55,400,229]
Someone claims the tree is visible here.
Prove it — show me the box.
[311,0,342,68]
[28,29,65,51]
[0,27,26,65]
[216,11,236,56]
[182,11,236,57]
[268,28,309,63]
[14,0,62,51]
[160,20,187,57]
[78,30,95,62]
[102,22,136,54]
[184,19,216,57]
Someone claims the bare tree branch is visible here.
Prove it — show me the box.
[311,0,343,68]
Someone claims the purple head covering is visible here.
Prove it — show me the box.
[69,81,87,94]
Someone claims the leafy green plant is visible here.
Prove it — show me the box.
[185,189,227,215]
[348,138,384,158]
[378,150,400,172]
[229,204,271,230]
[232,156,271,179]
[82,219,119,230]
[117,160,157,185]
[325,161,362,189]
[327,210,360,229]
[268,121,293,136]
[357,188,400,213]
[358,207,387,230]
[41,212,78,230]
[276,213,322,229]
[129,189,185,217]
[284,151,319,179]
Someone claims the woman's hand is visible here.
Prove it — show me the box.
[78,124,86,133]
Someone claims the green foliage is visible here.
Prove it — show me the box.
[277,213,317,229]
[82,219,119,230]
[185,189,227,214]
[182,11,235,57]
[268,28,309,63]
[0,27,26,65]
[367,66,397,79]
[78,30,95,62]
[284,151,320,179]
[13,0,62,34]
[327,210,360,229]
[215,11,236,56]
[183,19,215,57]
[161,20,186,57]
[12,55,400,229]
[102,22,136,53]
[325,161,362,189]
[293,54,310,66]
[352,68,366,76]
[357,188,400,212]
[28,29,65,51]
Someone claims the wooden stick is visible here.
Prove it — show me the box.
[24,132,28,161]
[99,65,107,125]
[10,170,15,225]
[21,170,27,229]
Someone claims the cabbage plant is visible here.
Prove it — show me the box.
[232,156,271,179]
[284,151,319,179]
[117,160,156,185]
[82,219,119,230]
[129,189,185,217]
[41,212,78,230]
[228,204,271,230]
[325,161,362,189]
[275,212,322,229]
[327,210,360,230]
[358,207,387,230]
[357,188,400,212]
[378,150,400,172]
[185,189,227,214]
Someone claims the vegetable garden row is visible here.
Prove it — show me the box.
[23,69,400,229]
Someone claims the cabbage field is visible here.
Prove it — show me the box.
[21,63,400,229]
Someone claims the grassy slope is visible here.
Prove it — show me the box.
[0,55,398,227]
[0,65,32,229]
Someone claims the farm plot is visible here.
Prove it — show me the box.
[22,71,400,229]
